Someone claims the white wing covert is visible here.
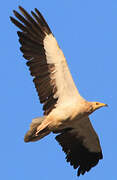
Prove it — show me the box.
[10,6,81,115]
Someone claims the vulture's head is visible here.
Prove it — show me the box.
[90,102,108,113]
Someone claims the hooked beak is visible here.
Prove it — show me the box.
[97,102,108,108]
[100,103,108,107]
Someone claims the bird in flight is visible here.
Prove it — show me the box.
[10,6,107,176]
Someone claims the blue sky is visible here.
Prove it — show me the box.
[1,0,117,179]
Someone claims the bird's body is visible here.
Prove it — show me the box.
[37,98,86,132]
[10,6,107,176]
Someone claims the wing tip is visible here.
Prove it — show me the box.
[55,129,103,177]
[18,5,23,11]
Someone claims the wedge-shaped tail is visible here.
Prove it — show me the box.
[24,117,50,142]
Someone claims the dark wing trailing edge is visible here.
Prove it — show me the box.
[55,117,103,176]
[10,6,80,116]
[10,6,58,115]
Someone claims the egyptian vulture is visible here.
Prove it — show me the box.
[10,6,107,176]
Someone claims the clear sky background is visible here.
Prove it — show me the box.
[1,0,117,180]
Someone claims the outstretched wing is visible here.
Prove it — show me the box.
[10,6,81,115]
[55,117,103,176]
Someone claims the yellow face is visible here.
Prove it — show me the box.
[92,102,108,111]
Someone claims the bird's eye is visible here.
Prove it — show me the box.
[96,102,99,105]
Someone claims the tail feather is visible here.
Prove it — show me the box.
[24,117,50,142]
